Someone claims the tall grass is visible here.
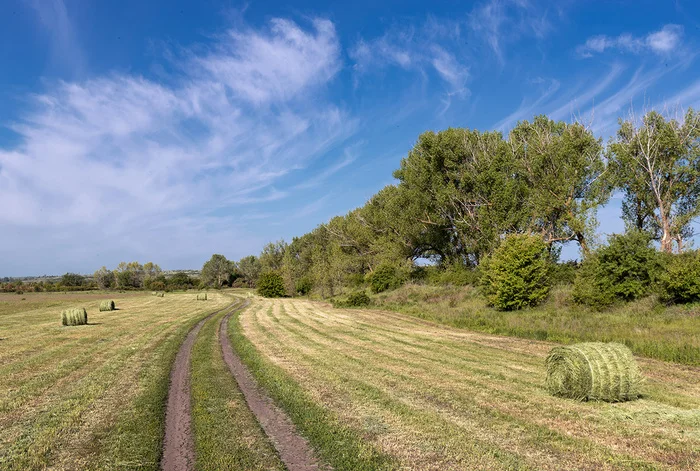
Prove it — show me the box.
[372,283,700,365]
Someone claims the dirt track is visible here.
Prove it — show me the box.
[219,303,324,471]
[160,301,240,471]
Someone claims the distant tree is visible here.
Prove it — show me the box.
[238,255,261,287]
[143,262,162,287]
[61,273,85,287]
[259,241,287,273]
[93,266,115,289]
[201,254,234,288]
[609,108,700,252]
[257,272,286,298]
[168,272,193,289]
[114,261,145,289]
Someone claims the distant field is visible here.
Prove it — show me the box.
[234,297,700,471]
[0,291,230,470]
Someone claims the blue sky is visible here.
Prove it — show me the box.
[1,0,700,276]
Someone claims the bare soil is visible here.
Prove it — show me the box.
[219,303,325,471]
[160,301,240,471]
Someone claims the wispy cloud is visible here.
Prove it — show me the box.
[577,24,684,58]
[27,0,85,76]
[294,145,359,190]
[0,17,351,274]
[494,78,560,131]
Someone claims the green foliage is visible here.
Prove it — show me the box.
[295,276,313,296]
[201,254,234,288]
[93,267,115,289]
[545,342,642,402]
[257,272,286,298]
[332,291,371,308]
[61,307,88,326]
[61,272,85,287]
[480,234,553,310]
[424,264,479,286]
[658,251,700,303]
[552,261,578,285]
[367,265,405,294]
[573,231,662,308]
[238,255,261,288]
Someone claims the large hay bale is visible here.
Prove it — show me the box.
[545,342,642,402]
[156,292,165,297]
[197,293,207,301]
[151,291,157,296]
[99,300,115,311]
[61,307,88,326]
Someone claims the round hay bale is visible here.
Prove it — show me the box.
[157,292,165,297]
[61,307,88,326]
[197,293,207,301]
[151,291,157,296]
[99,300,115,311]
[545,342,642,402]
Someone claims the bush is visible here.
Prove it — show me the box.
[573,231,662,308]
[426,264,479,286]
[257,272,286,298]
[367,265,405,293]
[658,251,700,303]
[295,276,313,296]
[332,291,371,308]
[480,234,553,311]
[552,261,578,285]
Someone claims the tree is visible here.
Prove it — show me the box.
[609,108,700,252]
[201,254,234,288]
[168,272,194,290]
[509,116,608,255]
[238,255,261,287]
[259,241,287,273]
[143,262,162,287]
[257,272,286,298]
[114,261,145,289]
[93,266,115,289]
[61,273,84,287]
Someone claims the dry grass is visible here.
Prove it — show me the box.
[0,290,230,470]
[239,297,700,471]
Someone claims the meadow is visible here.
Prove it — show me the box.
[2,290,699,470]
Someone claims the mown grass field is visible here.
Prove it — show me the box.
[0,291,234,470]
[235,297,700,471]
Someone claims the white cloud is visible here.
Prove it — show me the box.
[577,24,683,57]
[0,17,354,275]
[27,0,85,76]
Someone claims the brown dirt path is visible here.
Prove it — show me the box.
[219,302,325,471]
[160,301,241,471]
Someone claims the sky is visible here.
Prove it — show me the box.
[1,0,700,276]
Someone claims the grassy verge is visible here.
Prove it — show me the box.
[190,305,284,471]
[228,307,397,471]
[371,283,700,365]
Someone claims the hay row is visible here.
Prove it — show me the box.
[545,342,642,402]
[99,300,116,311]
[61,308,88,326]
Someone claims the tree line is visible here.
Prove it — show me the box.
[224,108,700,304]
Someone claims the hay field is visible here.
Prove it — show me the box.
[236,297,700,471]
[0,291,230,470]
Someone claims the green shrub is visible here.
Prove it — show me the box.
[332,291,371,308]
[573,231,662,308]
[295,276,313,296]
[367,265,405,293]
[480,234,553,311]
[552,261,578,285]
[257,272,286,298]
[427,264,479,286]
[658,251,700,303]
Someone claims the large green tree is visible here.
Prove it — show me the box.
[201,254,234,287]
[237,255,261,287]
[609,108,700,252]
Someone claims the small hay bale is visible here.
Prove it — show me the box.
[151,291,157,296]
[545,342,642,402]
[61,307,88,326]
[99,300,115,311]
[156,292,165,297]
[197,293,207,301]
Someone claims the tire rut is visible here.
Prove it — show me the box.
[160,301,241,471]
[219,301,325,471]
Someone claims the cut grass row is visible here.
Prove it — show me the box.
[371,283,700,365]
[237,297,700,471]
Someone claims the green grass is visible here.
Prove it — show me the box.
[0,291,231,470]
[228,305,397,471]
[371,283,700,365]
[190,304,284,471]
[238,297,700,470]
